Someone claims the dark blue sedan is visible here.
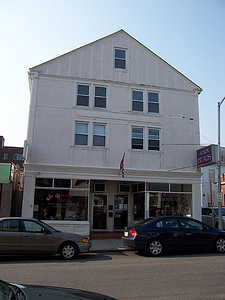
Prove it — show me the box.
[122,216,225,256]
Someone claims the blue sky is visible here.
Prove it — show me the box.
[0,0,224,147]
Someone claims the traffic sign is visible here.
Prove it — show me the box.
[217,192,223,202]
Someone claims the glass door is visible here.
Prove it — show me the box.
[93,194,107,230]
[114,194,128,230]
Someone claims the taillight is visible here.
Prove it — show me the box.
[129,229,138,238]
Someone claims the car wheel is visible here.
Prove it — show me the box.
[215,237,225,253]
[147,239,164,256]
[60,242,78,259]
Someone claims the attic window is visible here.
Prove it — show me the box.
[115,49,126,69]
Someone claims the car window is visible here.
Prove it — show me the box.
[0,220,19,232]
[156,219,179,229]
[22,220,45,233]
[180,218,203,230]
[202,208,212,216]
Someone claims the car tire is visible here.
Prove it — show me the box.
[214,237,225,253]
[60,242,78,259]
[147,239,164,256]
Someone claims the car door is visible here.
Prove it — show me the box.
[155,218,183,249]
[0,219,21,253]
[179,218,214,248]
[20,220,53,253]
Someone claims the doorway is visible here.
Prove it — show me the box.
[114,194,128,230]
[93,194,107,230]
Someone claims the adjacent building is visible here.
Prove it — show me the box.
[22,30,202,235]
[0,136,24,217]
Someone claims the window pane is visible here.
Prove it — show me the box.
[76,123,88,134]
[148,102,159,113]
[148,92,158,103]
[94,124,105,135]
[54,179,71,188]
[132,127,143,138]
[77,95,89,106]
[115,49,126,59]
[115,59,126,69]
[75,135,88,145]
[95,87,106,97]
[77,85,89,106]
[132,101,143,111]
[93,136,105,147]
[132,91,143,100]
[95,97,106,108]
[78,84,89,95]
[35,178,53,187]
[132,139,143,149]
[149,129,159,139]
[170,184,192,192]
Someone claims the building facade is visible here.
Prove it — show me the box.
[22,30,202,235]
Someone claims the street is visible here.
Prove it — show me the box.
[0,251,225,300]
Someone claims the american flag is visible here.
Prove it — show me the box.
[120,153,125,178]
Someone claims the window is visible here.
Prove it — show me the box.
[0,220,19,232]
[132,91,143,112]
[13,154,23,160]
[1,153,8,160]
[115,49,126,69]
[148,92,159,113]
[22,220,44,233]
[156,218,179,229]
[93,124,106,147]
[132,127,143,149]
[148,128,160,151]
[75,123,88,146]
[180,218,203,230]
[77,84,89,106]
[94,86,106,108]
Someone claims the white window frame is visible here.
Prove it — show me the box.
[148,128,160,151]
[115,48,126,70]
[93,123,106,147]
[77,84,90,107]
[75,122,89,146]
[94,86,107,109]
[132,90,144,112]
[148,91,159,114]
[132,127,144,150]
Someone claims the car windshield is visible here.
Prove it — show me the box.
[213,208,225,216]
[0,280,25,300]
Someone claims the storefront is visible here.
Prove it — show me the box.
[28,176,195,235]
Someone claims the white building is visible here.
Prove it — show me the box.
[22,30,202,235]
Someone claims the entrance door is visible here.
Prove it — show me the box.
[93,194,107,230]
[114,194,128,230]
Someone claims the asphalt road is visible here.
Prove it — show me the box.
[0,250,225,300]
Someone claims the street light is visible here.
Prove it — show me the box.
[218,97,225,230]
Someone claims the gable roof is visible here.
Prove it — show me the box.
[29,29,202,93]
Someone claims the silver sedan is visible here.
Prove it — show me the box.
[0,217,91,259]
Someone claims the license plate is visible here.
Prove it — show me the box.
[124,231,128,237]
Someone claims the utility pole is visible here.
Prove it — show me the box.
[218,97,225,230]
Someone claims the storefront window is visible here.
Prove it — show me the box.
[33,189,88,221]
[160,193,191,216]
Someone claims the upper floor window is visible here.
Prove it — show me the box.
[93,124,106,147]
[1,153,8,160]
[77,84,89,107]
[132,91,143,112]
[132,127,143,150]
[94,86,107,109]
[148,92,159,113]
[75,123,88,146]
[115,49,126,69]
[13,154,23,160]
[148,128,160,151]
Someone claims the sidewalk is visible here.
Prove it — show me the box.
[90,238,130,252]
